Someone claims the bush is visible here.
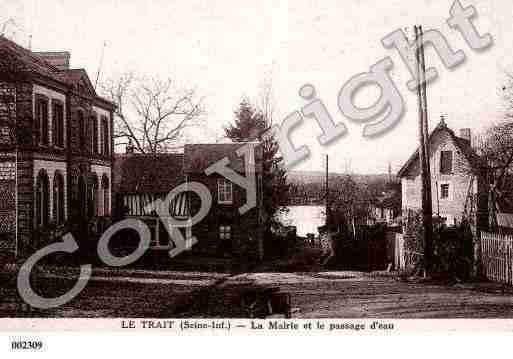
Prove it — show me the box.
[329,223,387,271]
[403,210,473,278]
[432,223,473,279]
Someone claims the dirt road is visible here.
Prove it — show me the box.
[226,272,513,318]
[2,268,513,318]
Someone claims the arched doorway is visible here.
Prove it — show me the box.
[35,169,50,228]
[77,175,87,235]
[88,173,99,218]
[101,174,110,216]
[53,171,65,225]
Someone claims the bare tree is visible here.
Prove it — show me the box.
[475,121,513,228]
[101,72,205,154]
[473,72,513,228]
[255,76,291,226]
[257,74,276,128]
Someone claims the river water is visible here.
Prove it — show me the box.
[278,205,326,238]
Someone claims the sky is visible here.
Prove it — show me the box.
[1,0,512,174]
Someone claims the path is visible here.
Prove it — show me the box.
[1,267,513,318]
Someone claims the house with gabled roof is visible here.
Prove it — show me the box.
[112,150,188,249]
[397,118,488,229]
[183,143,264,261]
[0,36,115,258]
[112,142,264,262]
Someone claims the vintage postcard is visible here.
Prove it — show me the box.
[0,0,512,355]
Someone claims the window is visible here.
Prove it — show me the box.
[53,171,65,224]
[88,175,98,218]
[0,162,15,180]
[35,169,50,227]
[102,116,109,155]
[78,111,86,151]
[439,214,455,227]
[217,179,233,204]
[35,98,49,145]
[440,183,450,199]
[440,150,453,174]
[219,226,231,240]
[52,101,64,147]
[171,192,189,218]
[91,115,98,154]
[102,175,110,216]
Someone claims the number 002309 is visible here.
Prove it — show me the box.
[11,341,43,350]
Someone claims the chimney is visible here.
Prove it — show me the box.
[33,51,70,70]
[459,128,471,144]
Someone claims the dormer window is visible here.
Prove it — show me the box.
[440,150,453,174]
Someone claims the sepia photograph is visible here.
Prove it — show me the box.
[1,2,513,345]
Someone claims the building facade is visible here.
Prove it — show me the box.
[112,151,187,249]
[184,143,264,261]
[112,143,264,262]
[0,36,115,258]
[397,119,487,229]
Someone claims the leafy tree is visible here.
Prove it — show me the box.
[225,98,290,232]
[225,99,266,141]
[329,175,372,237]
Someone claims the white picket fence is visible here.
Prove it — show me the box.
[481,231,513,285]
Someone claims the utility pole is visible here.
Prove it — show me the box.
[14,88,18,260]
[94,41,107,90]
[325,154,329,226]
[414,25,433,275]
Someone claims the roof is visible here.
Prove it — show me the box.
[183,143,263,174]
[113,153,184,193]
[0,35,60,78]
[397,120,483,177]
[56,68,94,88]
[0,36,114,108]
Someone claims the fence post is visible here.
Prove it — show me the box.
[473,230,482,278]
[481,231,513,285]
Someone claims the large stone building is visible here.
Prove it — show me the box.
[0,36,115,258]
[397,118,487,229]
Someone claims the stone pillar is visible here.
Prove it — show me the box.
[16,151,34,258]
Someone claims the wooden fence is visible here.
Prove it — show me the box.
[481,231,513,285]
[403,250,424,271]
